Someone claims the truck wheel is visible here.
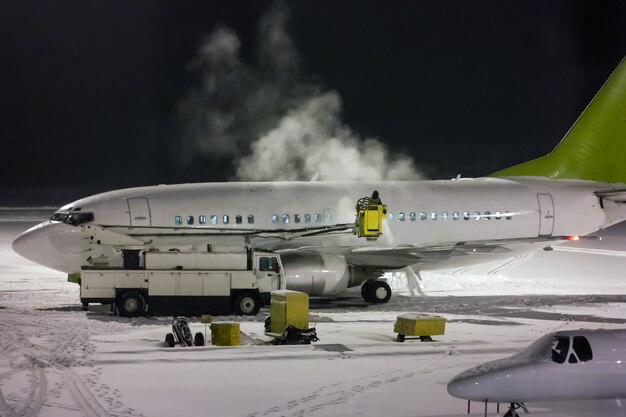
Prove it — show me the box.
[233,292,260,315]
[165,333,175,347]
[367,281,392,304]
[116,290,145,317]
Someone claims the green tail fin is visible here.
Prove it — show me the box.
[491,57,626,183]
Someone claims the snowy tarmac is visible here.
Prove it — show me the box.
[1,213,626,416]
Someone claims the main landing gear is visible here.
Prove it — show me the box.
[361,280,392,303]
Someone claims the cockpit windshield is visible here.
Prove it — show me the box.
[50,212,95,226]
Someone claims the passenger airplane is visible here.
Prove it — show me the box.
[447,329,626,417]
[12,57,626,307]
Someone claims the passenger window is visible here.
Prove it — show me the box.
[235,215,242,225]
[210,215,218,225]
[463,211,470,221]
[484,211,491,220]
[314,213,322,223]
[551,336,570,364]
[304,214,311,224]
[409,212,416,221]
[388,213,395,222]
[294,214,301,223]
[441,212,448,221]
[420,212,427,221]
[222,215,229,224]
[324,212,333,223]
[398,212,405,221]
[187,215,194,225]
[453,212,460,221]
[271,214,279,224]
[474,211,481,220]
[199,215,206,225]
[175,216,182,225]
[495,211,502,220]
[431,212,437,221]
[283,214,290,224]
[505,211,512,220]
[247,214,255,224]
[573,336,593,362]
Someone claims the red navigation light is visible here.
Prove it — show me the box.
[567,235,580,241]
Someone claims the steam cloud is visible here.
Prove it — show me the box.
[179,3,423,181]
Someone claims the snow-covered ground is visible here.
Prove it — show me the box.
[1,212,626,417]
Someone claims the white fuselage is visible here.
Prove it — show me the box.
[12,177,626,296]
[447,329,626,403]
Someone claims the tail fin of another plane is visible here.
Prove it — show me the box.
[492,57,626,184]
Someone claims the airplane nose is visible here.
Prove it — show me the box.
[447,374,486,401]
[12,222,54,265]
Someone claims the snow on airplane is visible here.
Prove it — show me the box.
[447,329,626,417]
[12,57,626,305]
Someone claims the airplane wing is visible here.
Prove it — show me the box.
[295,235,589,269]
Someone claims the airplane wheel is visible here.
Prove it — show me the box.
[233,292,261,315]
[361,281,371,300]
[367,281,392,304]
[116,290,145,317]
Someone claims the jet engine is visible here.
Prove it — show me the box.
[278,250,386,301]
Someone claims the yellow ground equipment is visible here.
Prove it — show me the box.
[210,322,241,346]
[394,314,446,342]
[269,290,309,334]
[354,195,387,240]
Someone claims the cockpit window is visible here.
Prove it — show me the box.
[50,212,94,226]
[551,336,570,364]
[573,336,593,362]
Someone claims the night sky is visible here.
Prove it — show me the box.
[1,1,625,203]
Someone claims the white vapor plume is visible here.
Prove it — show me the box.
[179,2,424,181]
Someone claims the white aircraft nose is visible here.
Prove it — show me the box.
[12,222,52,263]
[12,221,82,272]
[447,373,488,401]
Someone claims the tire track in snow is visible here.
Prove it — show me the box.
[249,367,423,417]
[63,368,111,417]
[16,367,47,417]
[0,309,120,417]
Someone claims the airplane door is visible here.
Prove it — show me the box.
[128,198,151,226]
[537,193,554,236]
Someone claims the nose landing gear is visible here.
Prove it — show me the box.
[503,402,528,417]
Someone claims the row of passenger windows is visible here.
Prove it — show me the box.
[388,210,513,222]
[174,210,512,226]
[174,213,334,226]
[175,214,255,226]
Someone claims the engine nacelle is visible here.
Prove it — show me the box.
[279,250,371,297]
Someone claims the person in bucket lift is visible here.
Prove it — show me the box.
[370,190,382,205]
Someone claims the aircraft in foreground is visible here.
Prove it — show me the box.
[12,57,626,305]
[447,329,626,417]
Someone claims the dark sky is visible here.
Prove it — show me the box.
[1,1,625,202]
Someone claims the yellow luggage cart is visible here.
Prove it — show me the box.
[394,314,446,342]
